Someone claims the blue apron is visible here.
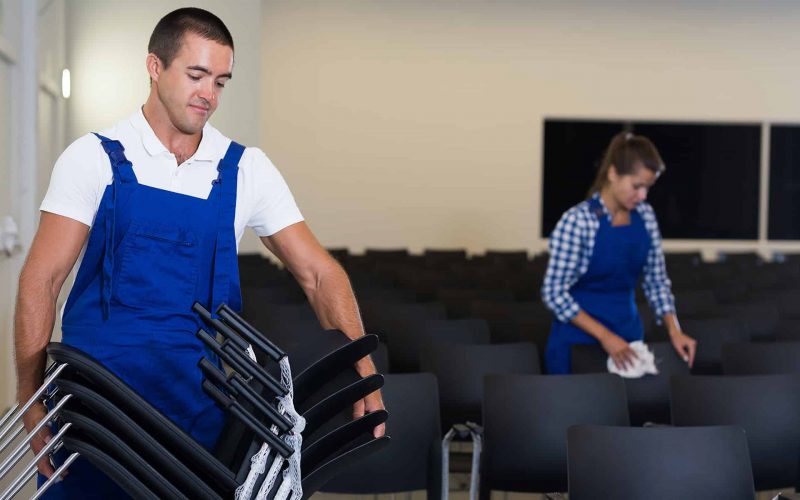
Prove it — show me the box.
[39,133,245,498]
[545,197,652,374]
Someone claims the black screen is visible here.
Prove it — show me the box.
[542,119,761,240]
[769,126,800,240]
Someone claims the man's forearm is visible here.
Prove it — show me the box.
[14,268,59,403]
[301,258,375,376]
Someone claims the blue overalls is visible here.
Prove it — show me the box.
[545,197,652,374]
[39,133,245,498]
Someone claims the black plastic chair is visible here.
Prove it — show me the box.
[420,343,540,431]
[481,374,629,497]
[378,318,493,373]
[567,425,754,500]
[423,319,491,346]
[320,373,442,499]
[671,374,800,491]
[775,320,800,342]
[713,302,780,340]
[673,289,717,318]
[469,301,552,355]
[353,287,417,304]
[359,302,447,346]
[722,341,800,375]
[373,342,389,374]
[435,289,514,319]
[60,438,160,500]
[571,342,689,425]
[241,285,307,307]
[680,318,751,374]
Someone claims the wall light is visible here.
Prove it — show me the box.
[61,68,71,99]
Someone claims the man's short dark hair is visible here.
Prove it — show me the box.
[148,7,234,68]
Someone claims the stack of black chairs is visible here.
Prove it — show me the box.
[0,302,388,499]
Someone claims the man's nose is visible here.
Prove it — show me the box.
[198,81,214,102]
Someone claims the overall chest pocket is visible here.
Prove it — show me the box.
[113,221,200,311]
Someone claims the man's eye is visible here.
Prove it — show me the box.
[216,82,226,88]
[188,75,201,81]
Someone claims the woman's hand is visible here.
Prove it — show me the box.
[669,329,697,367]
[600,332,638,370]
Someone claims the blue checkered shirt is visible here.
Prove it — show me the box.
[541,193,676,323]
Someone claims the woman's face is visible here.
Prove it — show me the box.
[607,163,659,211]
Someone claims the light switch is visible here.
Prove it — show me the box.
[1,215,20,257]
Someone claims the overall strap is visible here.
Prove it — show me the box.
[210,141,245,315]
[587,196,605,221]
[93,133,138,319]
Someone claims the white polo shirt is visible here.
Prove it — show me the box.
[41,109,304,246]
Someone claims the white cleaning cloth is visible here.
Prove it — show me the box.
[607,341,659,378]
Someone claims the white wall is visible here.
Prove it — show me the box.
[259,0,800,257]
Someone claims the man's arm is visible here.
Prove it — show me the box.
[15,212,89,477]
[260,222,385,437]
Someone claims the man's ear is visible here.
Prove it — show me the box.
[146,53,162,83]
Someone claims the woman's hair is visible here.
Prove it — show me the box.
[588,131,665,196]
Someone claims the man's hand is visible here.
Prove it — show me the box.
[21,402,57,478]
[353,389,386,438]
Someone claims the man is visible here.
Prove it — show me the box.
[14,7,384,498]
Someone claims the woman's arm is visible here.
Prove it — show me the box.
[542,206,637,368]
[571,310,638,369]
[662,313,697,367]
[639,204,696,366]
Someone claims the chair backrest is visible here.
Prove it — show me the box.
[567,425,754,500]
[571,342,689,425]
[58,380,227,498]
[359,302,447,342]
[46,344,238,492]
[680,318,751,374]
[241,285,307,308]
[482,374,629,494]
[319,373,442,498]
[61,411,189,500]
[772,290,800,320]
[353,287,416,304]
[722,341,800,375]
[775,320,800,342]
[423,319,491,346]
[713,302,780,340]
[61,437,160,500]
[673,289,717,318]
[379,318,494,373]
[671,374,800,490]
[364,248,410,260]
[373,342,390,374]
[420,343,540,430]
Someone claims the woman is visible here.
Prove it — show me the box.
[541,132,696,374]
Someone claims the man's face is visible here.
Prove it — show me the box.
[154,32,233,135]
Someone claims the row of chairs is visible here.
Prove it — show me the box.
[319,369,800,497]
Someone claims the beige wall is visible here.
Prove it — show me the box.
[259,0,800,256]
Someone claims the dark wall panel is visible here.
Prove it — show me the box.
[769,126,800,240]
[542,119,761,240]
